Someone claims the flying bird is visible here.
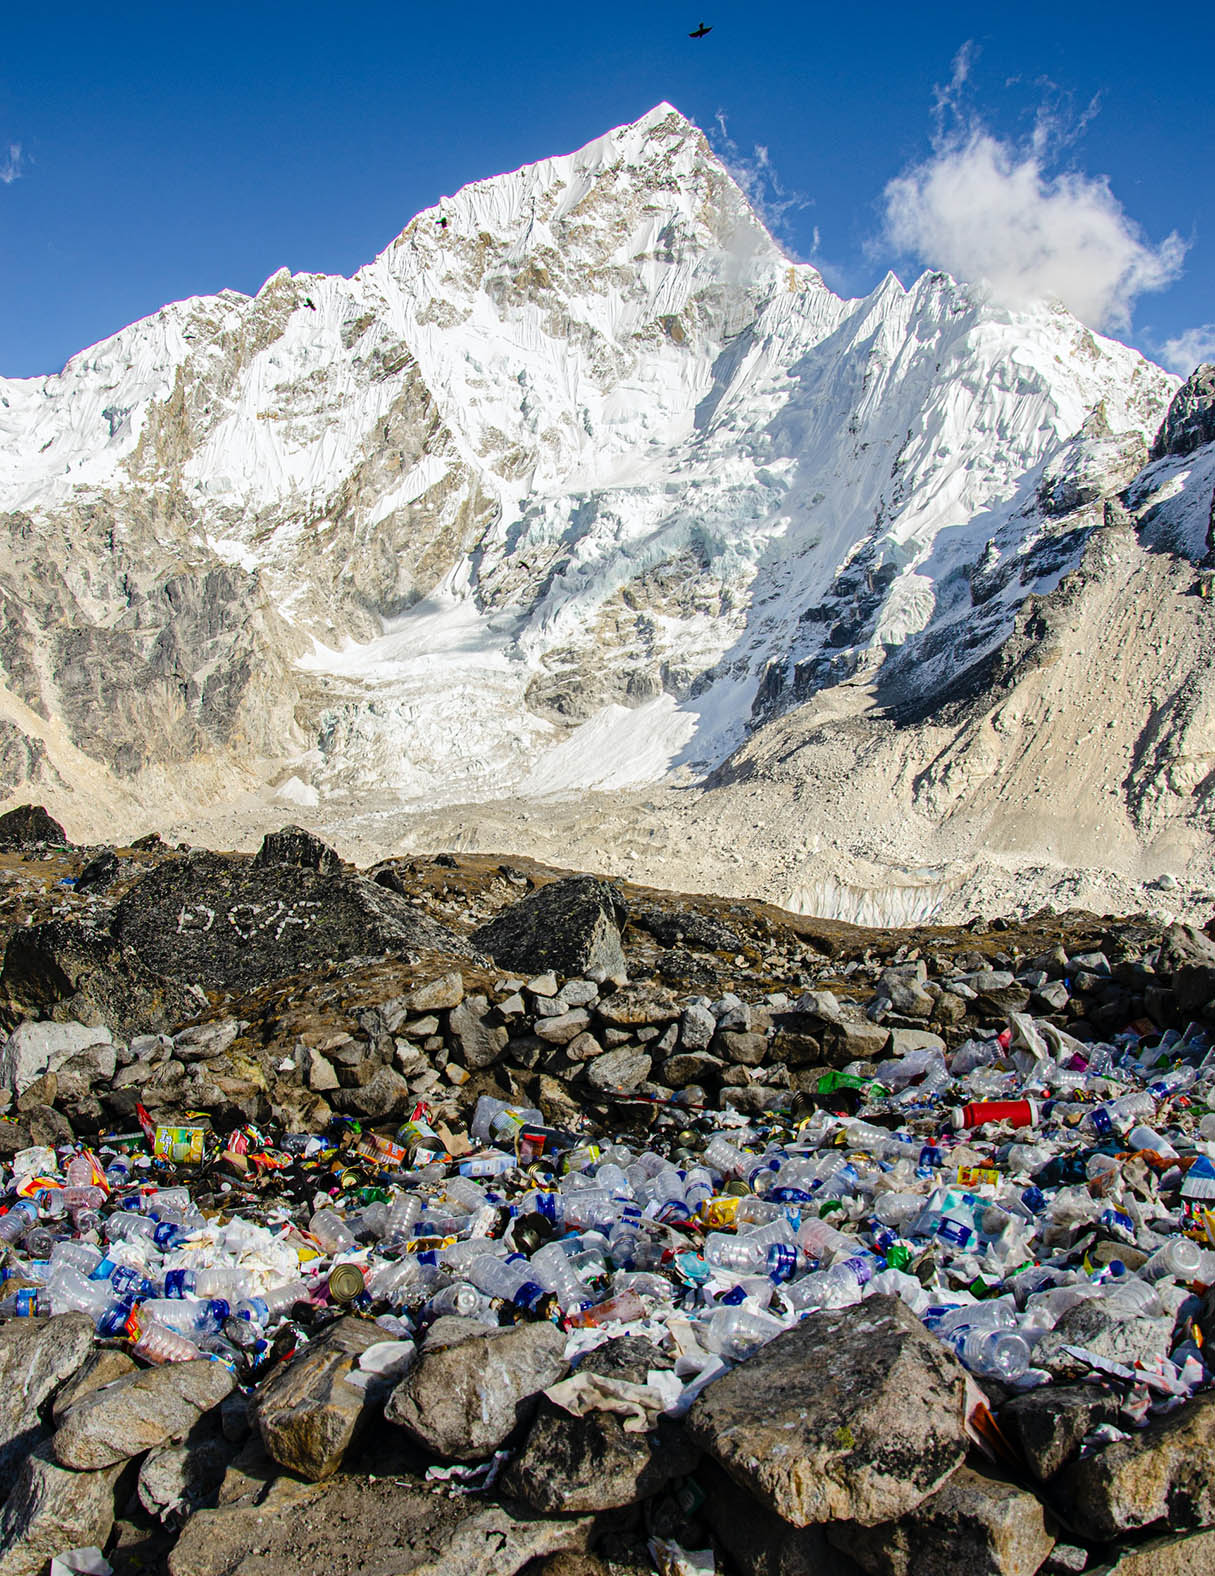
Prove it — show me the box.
[689,21,712,37]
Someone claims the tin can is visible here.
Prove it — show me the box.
[327,1263,366,1303]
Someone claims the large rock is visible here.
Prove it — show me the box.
[1056,1392,1215,1541]
[470,875,627,978]
[256,1316,385,1482]
[503,1335,694,1512]
[828,1465,1055,1576]
[1090,1527,1215,1575]
[999,1384,1122,1481]
[0,804,67,852]
[0,1020,112,1096]
[1032,1300,1174,1379]
[252,825,341,874]
[686,1296,968,1527]
[1152,363,1215,460]
[138,1415,236,1525]
[583,1044,652,1094]
[447,994,509,1069]
[53,1357,235,1469]
[167,1468,590,1576]
[697,1458,865,1576]
[111,850,473,993]
[0,919,197,1038]
[0,1312,95,1497]
[386,1319,568,1461]
[0,1441,125,1576]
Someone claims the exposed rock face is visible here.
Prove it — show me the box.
[829,1465,1055,1576]
[0,921,197,1036]
[1152,363,1215,458]
[0,1441,127,1576]
[386,1319,568,1461]
[0,1019,112,1096]
[686,1297,968,1527]
[253,825,342,874]
[255,1315,384,1481]
[1056,1392,1215,1541]
[0,1313,95,1497]
[111,851,473,991]
[0,804,67,851]
[470,876,627,979]
[52,1356,236,1469]
[999,1384,1122,1481]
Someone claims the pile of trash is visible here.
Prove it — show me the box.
[4,998,1215,1575]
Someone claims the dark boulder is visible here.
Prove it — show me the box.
[471,875,627,978]
[252,825,341,875]
[110,851,474,993]
[1152,363,1215,460]
[74,849,122,893]
[0,804,67,852]
[0,919,199,1037]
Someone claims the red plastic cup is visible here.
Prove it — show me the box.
[951,1099,1039,1130]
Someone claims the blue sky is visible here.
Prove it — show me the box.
[1,0,1211,378]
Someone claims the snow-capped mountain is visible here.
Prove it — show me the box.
[1,104,1212,920]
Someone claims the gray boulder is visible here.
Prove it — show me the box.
[138,1415,236,1525]
[386,1319,568,1460]
[1056,1392,1215,1541]
[583,1045,652,1093]
[0,1441,126,1576]
[53,1356,235,1470]
[697,1458,865,1576]
[1089,1528,1215,1575]
[470,875,627,978]
[1032,1300,1174,1379]
[252,825,341,873]
[686,1296,968,1527]
[0,1312,95,1496]
[111,850,473,993]
[256,1316,385,1481]
[0,804,67,852]
[999,1384,1122,1481]
[0,1020,112,1097]
[828,1464,1055,1576]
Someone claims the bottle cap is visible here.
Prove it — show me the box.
[327,1263,366,1303]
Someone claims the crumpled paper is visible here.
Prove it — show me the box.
[543,1367,685,1432]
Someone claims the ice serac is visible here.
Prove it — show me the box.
[1,103,1210,919]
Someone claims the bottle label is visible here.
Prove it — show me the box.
[163,1269,189,1298]
[766,1243,799,1282]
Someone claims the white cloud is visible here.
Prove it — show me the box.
[881,48,1186,333]
[1156,324,1215,376]
[0,144,23,185]
[711,111,810,245]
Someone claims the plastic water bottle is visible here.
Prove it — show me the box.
[308,1208,358,1253]
[529,1242,589,1311]
[1140,1238,1202,1283]
[365,1256,437,1304]
[0,1201,38,1244]
[703,1305,785,1360]
[424,1282,495,1320]
[41,1266,119,1323]
[954,1328,1032,1381]
[132,1319,204,1364]
[703,1136,749,1179]
[233,1279,311,1325]
[565,1288,647,1327]
[466,1253,549,1314]
[383,1195,423,1243]
[796,1217,854,1264]
[138,1296,231,1336]
[49,1240,103,1277]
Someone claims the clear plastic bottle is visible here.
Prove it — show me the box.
[424,1282,495,1320]
[955,1328,1031,1382]
[796,1217,854,1264]
[137,1296,231,1336]
[49,1240,103,1277]
[41,1265,118,1323]
[365,1256,437,1304]
[469,1097,543,1146]
[703,1305,785,1361]
[0,1201,38,1244]
[565,1289,646,1327]
[233,1279,310,1325]
[383,1195,422,1244]
[132,1318,204,1364]
[682,1167,714,1215]
[1139,1238,1202,1283]
[529,1242,589,1311]
[163,1267,251,1300]
[466,1253,549,1314]
[1084,1092,1155,1137]
[308,1208,358,1254]
[702,1136,749,1180]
